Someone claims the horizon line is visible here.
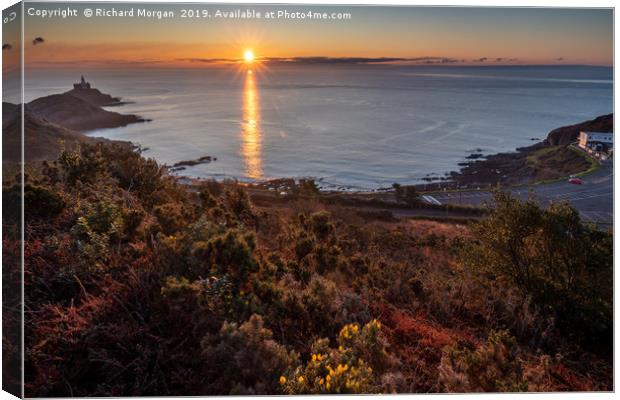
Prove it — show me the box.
[21,61,613,69]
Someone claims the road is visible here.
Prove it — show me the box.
[425,160,613,226]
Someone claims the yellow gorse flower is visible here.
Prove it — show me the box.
[340,323,361,341]
[279,376,287,385]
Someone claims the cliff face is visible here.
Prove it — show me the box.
[545,114,613,145]
[2,102,100,163]
[27,92,146,132]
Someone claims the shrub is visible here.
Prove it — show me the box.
[281,320,392,394]
[4,181,65,221]
[293,232,315,262]
[70,198,124,270]
[308,211,334,240]
[200,230,258,287]
[58,142,106,185]
[199,187,218,209]
[102,144,168,208]
[464,191,612,352]
[160,276,203,313]
[224,188,253,219]
[201,314,298,394]
[153,202,192,235]
[295,179,320,197]
[392,183,419,205]
[438,330,528,392]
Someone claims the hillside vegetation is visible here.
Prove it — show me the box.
[2,143,612,396]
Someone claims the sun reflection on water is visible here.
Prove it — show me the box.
[241,69,263,179]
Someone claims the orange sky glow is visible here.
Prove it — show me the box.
[9,5,613,69]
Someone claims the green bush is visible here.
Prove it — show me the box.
[153,202,192,235]
[201,230,258,287]
[70,198,124,270]
[464,191,612,352]
[439,330,528,392]
[201,314,298,394]
[281,320,390,394]
[4,181,65,221]
[58,142,106,185]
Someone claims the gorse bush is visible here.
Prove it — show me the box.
[3,178,65,221]
[70,198,124,270]
[201,314,298,395]
[464,191,612,353]
[58,142,107,185]
[281,320,393,394]
[439,330,527,392]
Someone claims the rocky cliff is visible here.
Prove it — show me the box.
[545,114,613,145]
[27,92,146,132]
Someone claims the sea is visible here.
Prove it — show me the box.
[23,65,613,191]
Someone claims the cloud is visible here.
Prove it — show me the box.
[30,58,165,66]
[261,56,462,65]
[176,55,521,66]
[32,37,45,45]
[556,57,564,61]
[2,43,11,51]
[178,57,237,63]
[263,56,408,64]
[418,57,460,64]
[180,56,414,65]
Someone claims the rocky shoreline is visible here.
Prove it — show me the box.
[414,113,613,191]
[168,155,218,172]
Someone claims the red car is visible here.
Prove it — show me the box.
[568,177,583,185]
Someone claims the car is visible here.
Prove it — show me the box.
[568,177,583,185]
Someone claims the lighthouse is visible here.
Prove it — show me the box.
[73,75,91,90]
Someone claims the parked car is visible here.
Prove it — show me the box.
[568,177,583,185]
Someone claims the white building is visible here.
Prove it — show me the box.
[578,131,613,152]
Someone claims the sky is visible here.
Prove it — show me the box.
[7,3,614,68]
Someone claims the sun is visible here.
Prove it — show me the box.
[244,49,255,63]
